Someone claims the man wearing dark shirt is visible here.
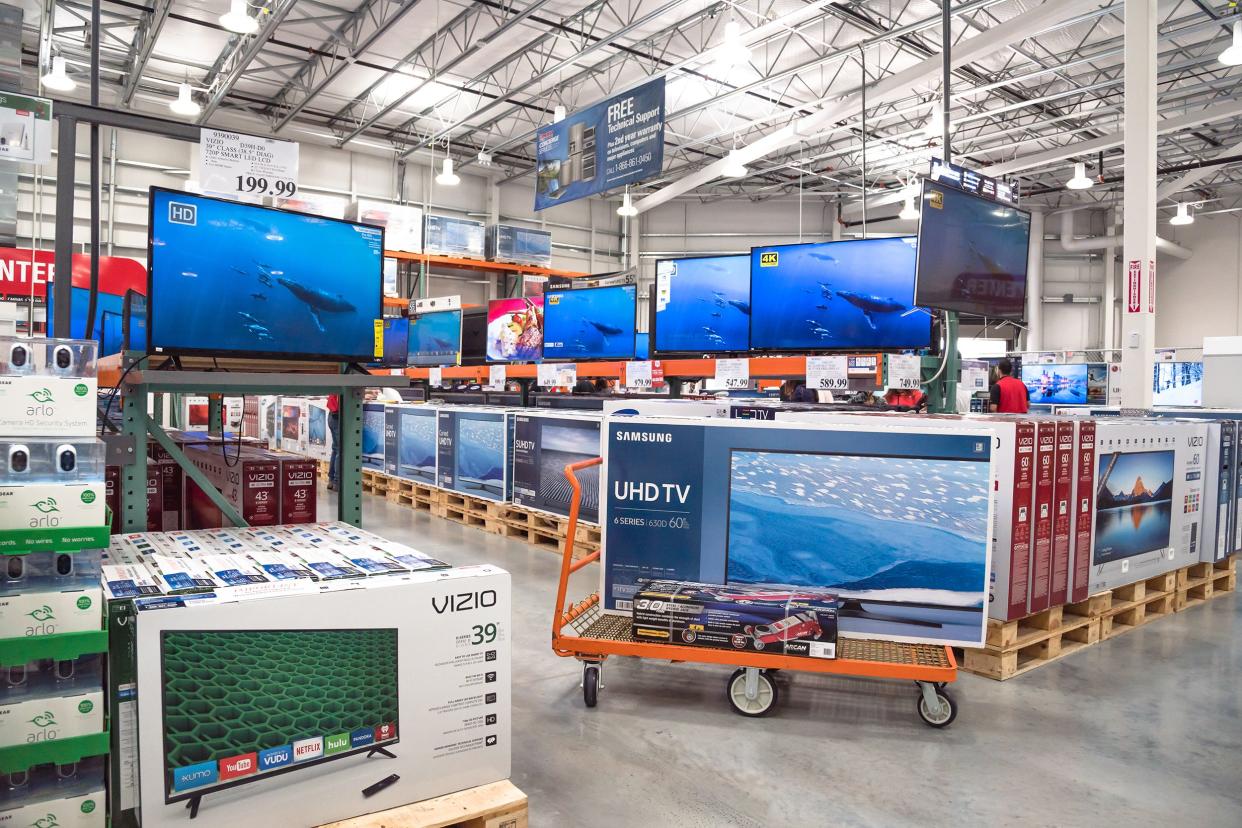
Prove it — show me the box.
[989,358,1029,413]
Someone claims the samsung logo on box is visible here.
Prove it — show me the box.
[615,431,671,443]
[169,202,197,225]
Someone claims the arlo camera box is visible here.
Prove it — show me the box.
[0,336,98,437]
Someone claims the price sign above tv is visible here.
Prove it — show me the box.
[928,157,1015,205]
[200,128,299,201]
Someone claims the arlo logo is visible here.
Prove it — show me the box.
[432,589,498,613]
[32,497,58,514]
[29,711,57,728]
[26,388,55,417]
[169,202,197,225]
[33,813,61,828]
[27,605,54,622]
[28,388,53,404]
[615,431,671,443]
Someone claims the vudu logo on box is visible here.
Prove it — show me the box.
[169,201,197,225]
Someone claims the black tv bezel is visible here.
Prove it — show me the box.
[484,296,545,364]
[146,186,386,363]
[159,627,400,806]
[406,308,463,367]
[541,282,638,362]
[650,253,752,358]
[747,236,932,354]
[912,179,1033,320]
[1019,362,1091,407]
[122,288,147,352]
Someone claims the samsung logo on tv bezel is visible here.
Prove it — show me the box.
[615,431,671,443]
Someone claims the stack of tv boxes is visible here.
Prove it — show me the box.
[1,337,107,827]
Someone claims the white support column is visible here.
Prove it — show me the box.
[830,201,842,241]
[1025,209,1044,352]
[1103,207,1118,350]
[1120,0,1157,409]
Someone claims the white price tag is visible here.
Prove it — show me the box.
[487,365,506,390]
[625,361,652,390]
[886,354,922,390]
[428,367,442,388]
[538,363,578,388]
[960,359,989,392]
[805,355,849,391]
[715,358,750,390]
[200,128,299,200]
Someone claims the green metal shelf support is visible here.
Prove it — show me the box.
[116,356,407,531]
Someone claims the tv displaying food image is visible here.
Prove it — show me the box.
[725,449,990,644]
[1094,450,1175,563]
[1021,363,1088,405]
[486,297,544,362]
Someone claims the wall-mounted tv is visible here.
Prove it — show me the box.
[407,309,462,367]
[1094,450,1175,563]
[653,254,750,355]
[160,629,398,810]
[914,181,1031,318]
[377,317,409,367]
[543,284,636,360]
[1153,361,1203,407]
[1021,363,1088,405]
[486,297,544,362]
[749,237,929,351]
[147,188,384,361]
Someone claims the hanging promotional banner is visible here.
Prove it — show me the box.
[534,77,665,211]
[199,128,299,200]
[0,91,52,165]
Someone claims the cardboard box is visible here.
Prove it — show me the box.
[511,412,602,523]
[0,756,105,827]
[0,337,98,437]
[1070,420,1097,602]
[347,199,423,253]
[362,402,386,469]
[183,445,281,528]
[632,580,838,658]
[0,656,104,749]
[436,407,514,502]
[1028,423,1056,613]
[0,481,105,532]
[393,405,438,485]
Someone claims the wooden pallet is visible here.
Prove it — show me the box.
[386,477,439,512]
[361,467,390,495]
[320,780,527,828]
[1175,557,1237,611]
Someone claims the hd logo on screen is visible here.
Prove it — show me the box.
[169,202,197,225]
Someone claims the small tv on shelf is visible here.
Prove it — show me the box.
[160,629,399,813]
[542,284,637,360]
[123,289,147,352]
[147,188,384,361]
[100,310,123,357]
[377,317,409,368]
[486,297,544,362]
[1153,361,1203,407]
[914,180,1032,318]
[407,309,462,367]
[652,254,750,356]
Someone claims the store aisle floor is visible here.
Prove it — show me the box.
[323,487,1242,827]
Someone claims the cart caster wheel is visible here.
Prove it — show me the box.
[583,665,600,709]
[727,668,778,717]
[916,686,956,728]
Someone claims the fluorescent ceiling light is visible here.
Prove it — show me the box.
[41,56,75,92]
[169,83,201,117]
[617,191,637,217]
[899,193,919,221]
[436,157,460,186]
[220,0,258,35]
[1219,20,1242,66]
[721,149,748,178]
[1169,202,1193,225]
[1066,161,1093,190]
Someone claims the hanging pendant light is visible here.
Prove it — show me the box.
[436,157,459,186]
[1066,162,1093,190]
[169,82,201,117]
[617,188,637,217]
[220,0,259,35]
[41,56,75,92]
[1218,20,1242,66]
[1169,202,1193,226]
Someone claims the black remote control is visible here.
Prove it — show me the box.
[362,774,400,798]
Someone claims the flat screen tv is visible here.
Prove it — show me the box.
[1021,363,1088,405]
[1153,361,1203,407]
[749,237,930,351]
[486,297,544,362]
[635,331,649,361]
[543,284,637,360]
[160,629,398,809]
[653,254,750,355]
[460,308,488,366]
[147,188,384,361]
[123,289,147,351]
[407,309,462,367]
[1094,450,1175,563]
[914,181,1031,318]
[377,317,409,367]
[281,404,301,440]
[100,310,123,356]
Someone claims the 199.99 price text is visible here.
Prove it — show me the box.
[235,175,297,197]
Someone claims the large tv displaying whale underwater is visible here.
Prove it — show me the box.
[749,237,931,351]
[147,187,384,361]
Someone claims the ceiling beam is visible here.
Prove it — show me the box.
[199,0,301,122]
[119,0,173,106]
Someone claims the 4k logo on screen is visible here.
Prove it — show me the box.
[759,251,779,267]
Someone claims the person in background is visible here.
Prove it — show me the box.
[573,378,596,394]
[593,378,611,393]
[327,393,340,492]
[885,386,926,411]
[792,384,818,404]
[989,358,1029,413]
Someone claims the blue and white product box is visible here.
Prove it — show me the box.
[394,405,439,485]
[601,399,726,419]
[632,579,839,658]
[0,336,98,437]
[1086,419,1207,592]
[102,562,163,600]
[424,214,485,259]
[511,412,603,523]
[486,223,552,268]
[601,416,996,648]
[1148,408,1242,558]
[362,402,387,469]
[436,407,514,502]
[0,655,104,748]
[384,405,401,476]
[0,755,106,827]
[1,548,102,637]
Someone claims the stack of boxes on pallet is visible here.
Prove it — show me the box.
[0,337,108,826]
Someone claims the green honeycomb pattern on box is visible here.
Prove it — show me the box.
[161,629,399,769]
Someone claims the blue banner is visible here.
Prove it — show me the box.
[534,77,665,211]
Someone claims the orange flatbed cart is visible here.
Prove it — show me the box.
[551,458,960,724]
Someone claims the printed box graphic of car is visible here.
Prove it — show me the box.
[743,612,824,650]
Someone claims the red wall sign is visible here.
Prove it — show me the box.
[0,247,147,299]
[1148,258,1155,314]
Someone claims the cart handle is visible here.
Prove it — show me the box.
[553,457,603,644]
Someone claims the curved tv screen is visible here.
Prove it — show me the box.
[749,237,929,350]
[148,188,383,361]
[653,255,750,354]
[914,182,1031,318]
[543,284,636,360]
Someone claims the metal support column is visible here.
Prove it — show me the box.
[1120,0,1158,410]
[337,384,364,526]
[120,377,149,532]
[207,396,223,435]
[53,116,76,337]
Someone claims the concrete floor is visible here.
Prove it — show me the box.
[325,486,1242,827]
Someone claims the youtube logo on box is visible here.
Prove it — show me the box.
[218,752,258,782]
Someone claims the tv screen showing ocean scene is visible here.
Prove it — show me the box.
[654,255,750,354]
[543,285,636,360]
